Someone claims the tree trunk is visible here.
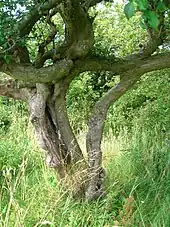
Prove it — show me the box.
[86,104,107,200]
[28,83,88,197]
[85,71,143,200]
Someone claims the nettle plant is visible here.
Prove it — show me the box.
[0,0,170,200]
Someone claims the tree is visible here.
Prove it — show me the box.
[0,0,170,200]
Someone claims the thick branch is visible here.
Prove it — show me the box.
[86,53,170,130]
[0,73,35,101]
[2,52,170,85]
[78,53,170,75]
[1,52,170,85]
[59,0,94,59]
[85,50,170,200]
[19,0,62,37]
[2,59,73,83]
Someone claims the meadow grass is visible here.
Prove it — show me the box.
[0,111,170,226]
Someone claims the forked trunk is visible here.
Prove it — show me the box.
[24,71,139,200]
[0,70,143,201]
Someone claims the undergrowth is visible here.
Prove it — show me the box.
[0,105,170,226]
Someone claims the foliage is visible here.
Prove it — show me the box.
[0,97,27,132]
[106,68,170,135]
[0,0,32,54]
[94,3,147,57]
[124,0,169,30]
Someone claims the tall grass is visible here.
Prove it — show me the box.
[0,108,170,226]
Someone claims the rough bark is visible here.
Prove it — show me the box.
[77,53,170,74]
[0,73,35,101]
[28,83,86,174]
[50,83,85,164]
[26,82,88,197]
[85,70,143,200]
[28,84,65,176]
[3,59,73,83]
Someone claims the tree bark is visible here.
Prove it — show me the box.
[49,83,84,164]
[28,83,66,177]
[27,82,88,197]
[85,70,143,200]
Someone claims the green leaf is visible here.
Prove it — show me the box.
[124,2,135,20]
[145,11,160,30]
[135,0,148,11]
[157,2,166,12]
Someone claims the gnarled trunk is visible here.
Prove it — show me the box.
[28,83,88,197]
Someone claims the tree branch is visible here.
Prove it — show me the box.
[1,59,73,83]
[0,73,35,101]
[58,0,94,59]
[18,0,62,37]
[35,15,57,68]
[1,51,170,85]
[85,49,170,200]
[78,52,170,75]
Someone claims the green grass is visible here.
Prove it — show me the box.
[0,110,170,226]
